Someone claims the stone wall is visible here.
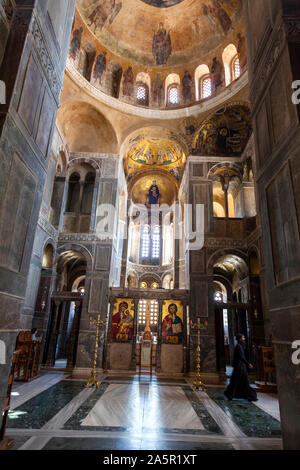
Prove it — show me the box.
[243,0,300,450]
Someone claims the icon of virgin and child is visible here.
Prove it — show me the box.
[162,303,183,344]
[111,301,134,342]
[147,180,161,206]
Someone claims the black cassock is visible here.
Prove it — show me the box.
[225,343,258,402]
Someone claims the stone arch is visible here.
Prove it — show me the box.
[207,248,248,275]
[56,244,93,271]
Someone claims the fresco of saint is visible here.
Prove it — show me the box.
[162,303,183,344]
[182,71,193,104]
[152,23,172,66]
[69,27,83,61]
[93,52,107,84]
[122,66,134,97]
[211,57,223,93]
[153,74,164,106]
[111,301,134,342]
[88,0,122,32]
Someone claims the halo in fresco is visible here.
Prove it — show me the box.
[139,0,185,7]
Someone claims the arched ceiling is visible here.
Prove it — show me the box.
[57,101,118,153]
[214,254,248,277]
[123,127,187,184]
[76,0,243,67]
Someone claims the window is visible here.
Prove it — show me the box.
[214,292,223,302]
[140,225,161,264]
[141,226,150,258]
[152,226,160,259]
[138,300,158,325]
[201,76,212,99]
[168,86,179,105]
[137,86,146,101]
[136,82,149,106]
[232,55,241,80]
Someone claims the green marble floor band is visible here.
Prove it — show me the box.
[183,389,223,435]
[42,436,234,451]
[206,387,282,438]
[64,382,110,431]
[7,380,84,430]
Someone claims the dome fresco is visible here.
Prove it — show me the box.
[76,0,243,67]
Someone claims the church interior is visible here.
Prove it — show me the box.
[0,0,300,452]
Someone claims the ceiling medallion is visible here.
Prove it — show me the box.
[139,0,185,8]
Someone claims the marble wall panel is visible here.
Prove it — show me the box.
[110,342,132,370]
[35,88,55,156]
[17,54,43,135]
[0,153,36,272]
[161,344,183,374]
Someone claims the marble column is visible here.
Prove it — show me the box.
[155,300,163,372]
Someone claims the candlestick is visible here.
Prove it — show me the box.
[85,313,107,389]
[190,316,208,391]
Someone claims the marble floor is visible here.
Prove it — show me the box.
[5,372,283,451]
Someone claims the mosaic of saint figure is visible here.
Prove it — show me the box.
[122,66,134,97]
[162,303,183,344]
[69,27,83,61]
[111,301,134,342]
[93,52,107,84]
[182,71,193,104]
[152,23,172,66]
[148,181,160,205]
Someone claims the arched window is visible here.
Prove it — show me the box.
[136,83,149,106]
[136,72,150,106]
[222,44,239,86]
[232,55,241,81]
[201,75,212,99]
[195,64,210,100]
[165,73,180,106]
[168,85,179,105]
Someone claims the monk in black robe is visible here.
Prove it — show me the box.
[224,334,258,402]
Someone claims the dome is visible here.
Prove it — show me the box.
[76,0,243,68]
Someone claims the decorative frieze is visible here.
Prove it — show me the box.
[29,15,62,103]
